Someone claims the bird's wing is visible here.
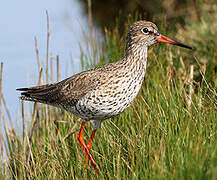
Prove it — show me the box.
[17,69,104,107]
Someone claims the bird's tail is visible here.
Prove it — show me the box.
[16,84,58,105]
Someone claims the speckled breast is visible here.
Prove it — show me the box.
[71,61,146,121]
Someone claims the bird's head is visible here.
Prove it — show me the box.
[125,20,194,50]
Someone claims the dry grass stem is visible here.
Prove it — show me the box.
[187,65,194,109]
[34,37,41,71]
[87,0,95,63]
[21,100,26,163]
[46,10,50,84]
[29,68,42,143]
[50,53,54,83]
[56,55,60,81]
[0,62,5,169]
[2,94,13,129]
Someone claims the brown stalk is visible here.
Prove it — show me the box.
[46,10,50,84]
[87,0,95,64]
[56,55,60,81]
[63,119,79,141]
[2,112,8,158]
[50,53,56,127]
[26,134,36,168]
[45,104,50,129]
[50,53,54,83]
[0,62,5,171]
[21,100,26,163]
[166,50,173,90]
[56,55,62,128]
[45,10,50,127]
[34,37,41,71]
[187,65,194,109]
[1,113,7,177]
[29,68,43,142]
[121,157,137,178]
[2,94,13,129]
[27,68,43,164]
[116,144,121,179]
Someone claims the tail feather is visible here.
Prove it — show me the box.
[16,84,55,93]
[17,84,61,105]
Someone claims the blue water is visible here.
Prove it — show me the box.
[0,0,95,125]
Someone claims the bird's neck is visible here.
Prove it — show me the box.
[124,44,148,69]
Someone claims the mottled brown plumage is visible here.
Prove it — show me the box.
[17,20,193,172]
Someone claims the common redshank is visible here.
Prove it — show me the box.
[17,21,193,172]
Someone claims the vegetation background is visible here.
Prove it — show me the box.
[0,0,216,179]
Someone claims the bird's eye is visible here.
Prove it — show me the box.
[142,28,149,34]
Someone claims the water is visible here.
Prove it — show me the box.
[0,0,94,125]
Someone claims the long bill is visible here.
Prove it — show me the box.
[156,34,194,50]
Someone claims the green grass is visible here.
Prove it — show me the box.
[0,3,217,179]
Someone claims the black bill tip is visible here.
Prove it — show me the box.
[173,42,196,50]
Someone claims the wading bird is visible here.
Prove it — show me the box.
[17,21,193,172]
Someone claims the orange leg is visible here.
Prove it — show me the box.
[84,129,97,168]
[77,122,98,172]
